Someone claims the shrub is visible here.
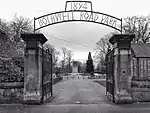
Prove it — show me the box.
[0,57,24,82]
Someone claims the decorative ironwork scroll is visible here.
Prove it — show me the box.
[34,1,122,33]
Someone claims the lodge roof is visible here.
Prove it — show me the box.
[131,43,150,58]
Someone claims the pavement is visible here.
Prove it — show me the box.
[1,74,150,113]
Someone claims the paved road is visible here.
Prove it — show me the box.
[1,74,150,113]
[51,75,107,104]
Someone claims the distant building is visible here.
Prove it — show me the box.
[72,61,78,73]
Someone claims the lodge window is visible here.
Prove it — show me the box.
[139,60,147,77]
[148,60,150,77]
[132,58,150,78]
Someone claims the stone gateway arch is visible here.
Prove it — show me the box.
[34,1,122,33]
[21,1,135,104]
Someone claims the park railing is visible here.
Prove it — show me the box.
[62,74,106,80]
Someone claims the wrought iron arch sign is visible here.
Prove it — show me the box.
[34,1,122,33]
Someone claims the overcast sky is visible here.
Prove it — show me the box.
[1,0,150,62]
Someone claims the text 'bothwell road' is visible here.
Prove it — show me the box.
[35,11,121,32]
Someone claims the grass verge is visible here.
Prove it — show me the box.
[93,80,106,87]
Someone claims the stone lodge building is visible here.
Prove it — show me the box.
[131,43,150,78]
[130,43,150,102]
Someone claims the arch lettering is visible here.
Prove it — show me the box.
[34,1,122,33]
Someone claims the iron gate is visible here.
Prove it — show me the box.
[41,49,53,103]
[106,49,115,102]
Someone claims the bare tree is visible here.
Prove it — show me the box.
[93,32,115,74]
[0,19,10,35]
[123,15,150,43]
[10,15,32,40]
[95,55,106,74]
[94,33,113,63]
[60,47,74,73]
[44,43,60,72]
[0,15,33,57]
[61,47,68,73]
[0,15,33,58]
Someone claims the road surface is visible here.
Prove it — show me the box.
[51,74,107,104]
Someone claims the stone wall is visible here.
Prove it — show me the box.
[131,78,150,102]
[130,57,150,102]
[0,82,24,103]
[0,57,24,103]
